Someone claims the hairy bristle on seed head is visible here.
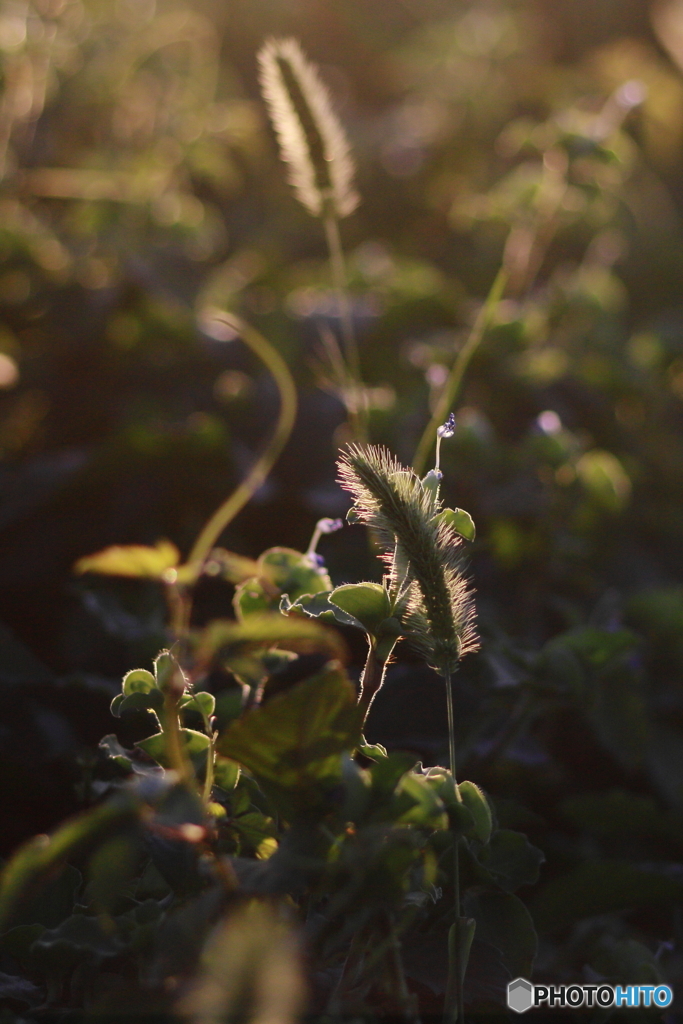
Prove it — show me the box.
[258,37,359,219]
[337,444,478,673]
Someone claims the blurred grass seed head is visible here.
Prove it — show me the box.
[258,37,359,219]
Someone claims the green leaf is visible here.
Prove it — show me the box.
[74,539,179,578]
[119,689,165,716]
[458,781,492,844]
[110,693,125,717]
[234,547,333,619]
[0,795,139,932]
[213,688,246,730]
[179,691,216,718]
[87,835,139,913]
[445,917,476,1013]
[154,650,186,695]
[31,914,124,972]
[394,772,448,829]
[234,577,274,618]
[358,740,388,761]
[197,613,346,669]
[576,449,631,511]
[329,583,392,635]
[474,829,544,892]
[281,591,364,630]
[137,729,210,768]
[5,864,81,930]
[434,507,476,541]
[463,890,537,979]
[122,668,156,696]
[216,666,361,788]
[369,752,418,800]
[99,735,133,771]
[259,546,332,595]
[214,757,240,791]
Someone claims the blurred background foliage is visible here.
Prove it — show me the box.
[3,0,683,1013]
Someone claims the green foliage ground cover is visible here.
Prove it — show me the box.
[2,0,683,1019]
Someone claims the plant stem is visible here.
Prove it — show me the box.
[161,691,192,786]
[444,668,464,1024]
[413,267,507,476]
[358,642,388,721]
[187,315,297,574]
[323,211,366,439]
[189,696,216,806]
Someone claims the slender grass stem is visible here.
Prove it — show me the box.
[444,668,464,1024]
[187,315,297,573]
[323,211,367,439]
[413,268,507,476]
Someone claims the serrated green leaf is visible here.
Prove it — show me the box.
[122,668,156,696]
[330,583,392,635]
[281,591,364,629]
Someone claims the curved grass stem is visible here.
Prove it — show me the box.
[413,267,507,476]
[187,314,298,573]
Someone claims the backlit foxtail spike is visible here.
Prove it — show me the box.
[258,37,359,219]
[338,444,478,673]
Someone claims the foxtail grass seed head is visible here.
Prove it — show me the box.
[258,37,359,219]
[338,444,478,673]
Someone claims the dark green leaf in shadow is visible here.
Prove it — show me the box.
[474,830,544,892]
[532,860,683,932]
[216,666,360,787]
[0,794,139,932]
[463,890,537,979]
